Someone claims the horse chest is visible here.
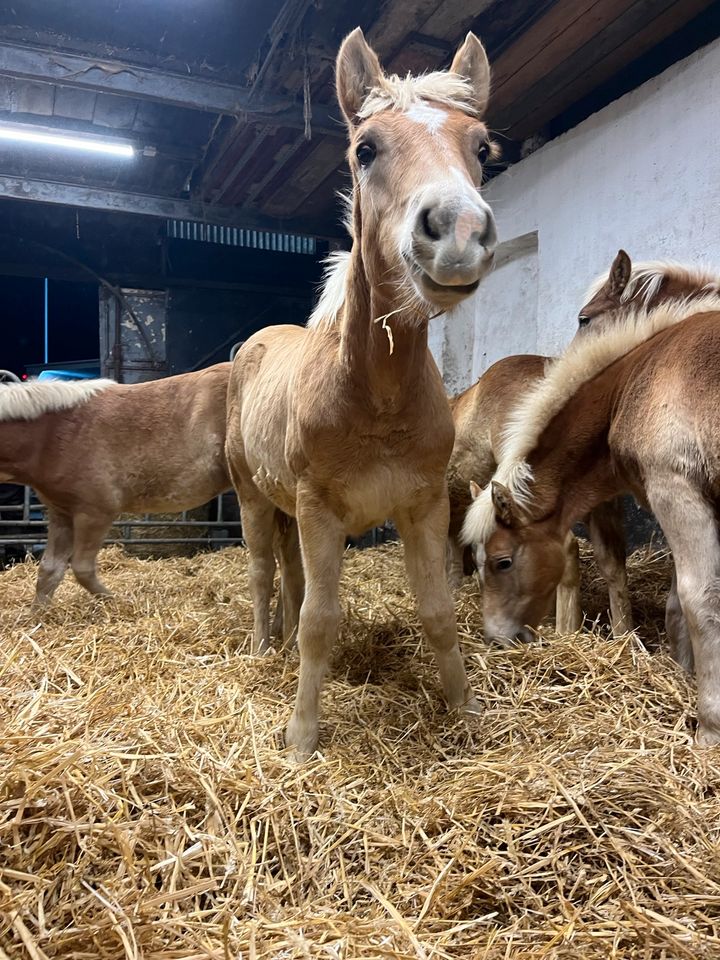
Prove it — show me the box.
[336,463,432,533]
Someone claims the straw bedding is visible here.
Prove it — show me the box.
[2,542,719,959]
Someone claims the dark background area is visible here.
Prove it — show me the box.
[2,275,98,376]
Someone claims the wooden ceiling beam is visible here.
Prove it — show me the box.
[0,173,346,238]
[0,40,344,137]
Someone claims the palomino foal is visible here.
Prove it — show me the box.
[447,356,632,637]
[226,28,497,756]
[0,365,240,607]
[463,253,720,745]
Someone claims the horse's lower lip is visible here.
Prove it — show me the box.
[418,272,481,295]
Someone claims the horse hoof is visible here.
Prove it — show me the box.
[285,715,318,759]
[696,725,720,748]
[461,695,482,716]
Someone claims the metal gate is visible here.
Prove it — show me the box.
[0,485,243,561]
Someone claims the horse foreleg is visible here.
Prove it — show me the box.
[396,492,479,716]
[70,511,113,597]
[33,508,74,608]
[241,496,278,654]
[588,498,633,636]
[285,495,344,759]
[555,533,582,633]
[647,474,720,746]
[666,568,693,672]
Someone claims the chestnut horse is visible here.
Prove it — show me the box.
[447,356,632,636]
[0,365,258,609]
[226,28,498,757]
[462,253,720,745]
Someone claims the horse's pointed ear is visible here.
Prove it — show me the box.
[491,481,519,528]
[336,28,383,126]
[450,33,491,115]
[608,249,632,299]
[469,480,483,500]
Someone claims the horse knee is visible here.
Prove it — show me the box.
[418,599,455,647]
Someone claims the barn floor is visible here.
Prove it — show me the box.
[1,543,719,959]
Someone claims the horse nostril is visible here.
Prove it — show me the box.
[420,207,441,242]
[478,217,497,251]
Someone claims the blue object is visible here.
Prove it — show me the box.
[37,370,97,381]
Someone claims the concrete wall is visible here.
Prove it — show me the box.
[430,35,720,394]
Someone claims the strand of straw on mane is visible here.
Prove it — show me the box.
[462,286,720,547]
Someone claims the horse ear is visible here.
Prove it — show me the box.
[469,480,483,500]
[336,28,383,126]
[450,33,491,115]
[608,249,632,299]
[491,481,520,528]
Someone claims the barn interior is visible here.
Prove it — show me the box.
[2,0,719,380]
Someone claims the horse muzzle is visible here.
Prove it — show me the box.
[409,196,497,308]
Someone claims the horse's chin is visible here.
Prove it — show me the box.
[412,259,493,311]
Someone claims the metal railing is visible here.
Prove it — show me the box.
[0,486,243,553]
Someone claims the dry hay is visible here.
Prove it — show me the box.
[1,542,720,959]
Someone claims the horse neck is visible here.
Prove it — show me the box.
[338,245,430,400]
[524,363,628,533]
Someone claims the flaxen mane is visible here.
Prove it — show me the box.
[308,73,485,330]
[583,260,720,305]
[463,284,720,546]
[359,72,479,119]
[0,378,114,423]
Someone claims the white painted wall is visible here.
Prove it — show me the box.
[429,35,720,393]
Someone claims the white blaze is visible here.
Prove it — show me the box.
[404,102,448,135]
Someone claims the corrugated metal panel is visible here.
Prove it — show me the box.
[166,219,315,254]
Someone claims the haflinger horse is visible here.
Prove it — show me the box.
[226,28,498,757]
[575,248,720,336]
[447,356,633,637]
[462,251,720,745]
[0,364,294,624]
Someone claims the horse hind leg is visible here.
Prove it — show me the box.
[446,535,465,592]
[70,511,113,597]
[665,568,693,672]
[274,512,304,649]
[33,508,74,608]
[646,474,720,746]
[241,495,278,654]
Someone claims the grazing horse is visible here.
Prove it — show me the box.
[0,364,243,607]
[226,28,498,757]
[447,356,632,636]
[462,253,720,745]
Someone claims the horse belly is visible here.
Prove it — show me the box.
[122,435,229,514]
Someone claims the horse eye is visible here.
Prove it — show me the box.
[477,141,490,164]
[578,314,591,327]
[356,142,376,166]
[495,557,513,572]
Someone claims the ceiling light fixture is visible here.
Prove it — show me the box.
[0,123,135,158]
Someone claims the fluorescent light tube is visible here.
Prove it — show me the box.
[0,125,135,158]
